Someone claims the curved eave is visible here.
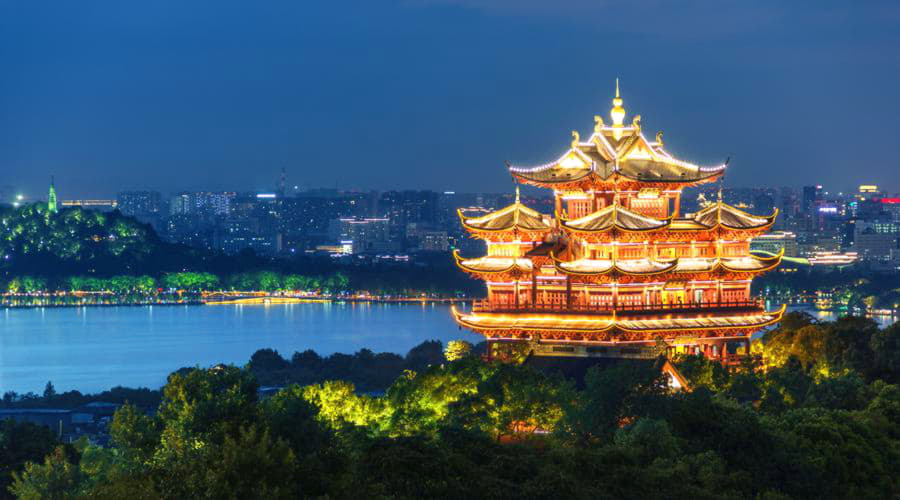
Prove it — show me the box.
[451,306,616,333]
[718,208,779,231]
[552,259,615,276]
[617,168,725,184]
[694,206,779,232]
[615,260,679,276]
[510,168,594,186]
[617,304,787,333]
[552,256,678,277]
[559,222,670,234]
[451,304,787,334]
[719,249,784,273]
[456,208,551,234]
[452,250,528,275]
[557,209,671,234]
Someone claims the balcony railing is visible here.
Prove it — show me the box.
[471,299,763,315]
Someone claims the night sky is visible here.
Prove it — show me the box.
[1,1,898,199]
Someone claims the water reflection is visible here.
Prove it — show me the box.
[1,302,894,394]
[0,303,465,394]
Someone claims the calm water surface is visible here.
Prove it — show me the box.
[0,303,894,394]
[0,303,464,393]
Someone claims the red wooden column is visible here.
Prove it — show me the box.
[514,281,520,310]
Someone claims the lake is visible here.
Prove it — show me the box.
[0,303,466,394]
[0,302,894,394]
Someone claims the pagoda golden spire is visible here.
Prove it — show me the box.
[610,78,626,140]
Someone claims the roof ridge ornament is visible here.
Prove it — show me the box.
[571,130,580,149]
[632,114,641,133]
[594,115,604,133]
[610,78,626,140]
[655,131,664,147]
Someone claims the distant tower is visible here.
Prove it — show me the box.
[48,177,58,214]
[278,167,286,198]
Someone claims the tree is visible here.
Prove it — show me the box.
[42,381,57,401]
[200,425,300,499]
[405,340,444,370]
[444,340,473,362]
[870,322,900,383]
[249,348,290,373]
[559,359,670,443]
[255,271,282,292]
[447,362,574,438]
[0,420,59,497]
[109,404,161,465]
[302,380,388,430]
[156,365,260,446]
[9,447,82,500]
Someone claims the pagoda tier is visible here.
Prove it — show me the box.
[551,252,783,283]
[457,191,551,242]
[558,202,777,239]
[452,305,785,342]
[452,82,784,365]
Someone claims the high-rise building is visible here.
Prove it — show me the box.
[880,198,900,222]
[853,220,900,261]
[452,85,784,364]
[801,185,821,214]
[329,217,393,254]
[117,191,162,218]
[378,190,439,247]
[751,232,798,257]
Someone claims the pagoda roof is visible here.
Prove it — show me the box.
[692,202,778,230]
[560,203,670,232]
[509,84,726,187]
[458,194,551,233]
[509,131,725,186]
[553,252,782,277]
[452,305,785,334]
[453,252,533,274]
[554,257,676,276]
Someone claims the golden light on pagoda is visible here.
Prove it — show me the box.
[610,78,626,139]
[453,83,784,366]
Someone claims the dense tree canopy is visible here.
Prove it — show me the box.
[0,203,480,298]
[5,317,900,499]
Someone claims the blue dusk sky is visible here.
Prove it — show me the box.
[1,0,898,198]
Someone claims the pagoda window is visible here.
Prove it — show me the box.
[658,247,676,260]
[721,287,747,303]
[619,291,642,307]
[567,199,592,219]
[628,195,667,219]
[619,246,643,259]
[722,243,746,257]
[696,245,714,257]
[488,244,519,257]
[591,247,613,259]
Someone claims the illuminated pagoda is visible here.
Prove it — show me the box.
[453,82,784,365]
[48,177,58,214]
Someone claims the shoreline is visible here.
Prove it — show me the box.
[0,294,471,309]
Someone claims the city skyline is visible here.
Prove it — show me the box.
[2,1,899,198]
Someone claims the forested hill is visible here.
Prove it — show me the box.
[0,203,481,296]
[0,202,161,274]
